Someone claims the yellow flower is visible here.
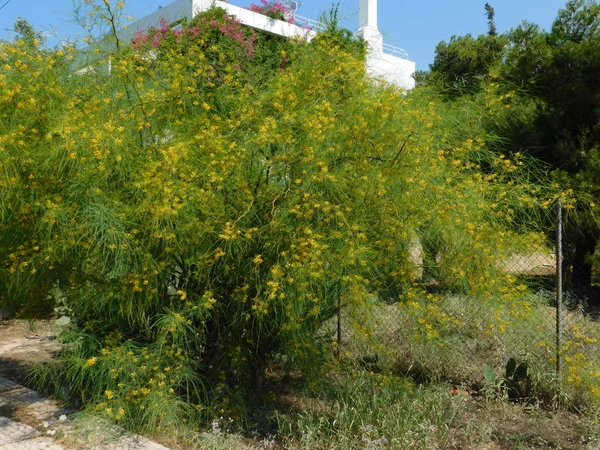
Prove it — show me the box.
[115,408,125,420]
[87,357,97,366]
[105,389,114,399]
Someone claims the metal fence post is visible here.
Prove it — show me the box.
[337,294,342,349]
[556,199,563,393]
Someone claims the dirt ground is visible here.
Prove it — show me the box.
[0,319,61,385]
[446,398,600,450]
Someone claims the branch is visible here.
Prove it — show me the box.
[392,133,414,163]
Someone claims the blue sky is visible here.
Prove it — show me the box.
[0,0,568,70]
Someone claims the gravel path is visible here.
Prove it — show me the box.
[0,375,170,449]
[0,323,171,450]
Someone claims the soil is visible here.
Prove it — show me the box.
[448,398,600,450]
[0,319,61,386]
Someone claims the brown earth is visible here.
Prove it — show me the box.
[446,397,600,450]
[0,319,60,386]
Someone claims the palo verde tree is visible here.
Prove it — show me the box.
[1,0,557,432]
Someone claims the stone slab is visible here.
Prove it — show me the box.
[0,379,19,393]
[0,387,69,423]
[0,388,44,408]
[0,417,39,445]
[90,433,170,450]
[0,437,64,449]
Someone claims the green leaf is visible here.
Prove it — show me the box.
[483,365,498,386]
[513,362,529,382]
[505,357,517,378]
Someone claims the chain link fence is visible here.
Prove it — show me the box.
[333,200,600,405]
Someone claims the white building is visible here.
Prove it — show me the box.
[120,0,416,90]
[355,0,416,90]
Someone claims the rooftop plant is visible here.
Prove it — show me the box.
[246,0,295,23]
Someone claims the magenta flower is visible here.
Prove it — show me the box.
[130,12,257,57]
[244,0,294,23]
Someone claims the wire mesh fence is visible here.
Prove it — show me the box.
[333,200,600,405]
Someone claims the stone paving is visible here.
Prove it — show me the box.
[0,376,169,450]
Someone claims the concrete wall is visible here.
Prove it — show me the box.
[367,52,416,90]
[118,0,193,42]
[119,0,414,90]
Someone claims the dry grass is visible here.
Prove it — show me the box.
[336,292,600,410]
[501,251,556,276]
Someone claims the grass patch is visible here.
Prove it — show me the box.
[274,368,466,449]
[333,291,600,411]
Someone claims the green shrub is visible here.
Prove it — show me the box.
[0,0,561,432]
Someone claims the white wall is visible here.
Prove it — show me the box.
[120,0,415,90]
[118,0,193,42]
[367,52,416,90]
[195,0,318,41]
[121,0,316,43]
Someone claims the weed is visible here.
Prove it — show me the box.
[275,368,466,449]
[483,357,531,400]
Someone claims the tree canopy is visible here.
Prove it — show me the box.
[425,0,600,293]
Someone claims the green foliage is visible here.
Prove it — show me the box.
[483,358,530,399]
[350,288,600,412]
[482,365,500,388]
[500,21,552,92]
[426,0,600,292]
[427,33,507,97]
[484,3,497,36]
[12,17,43,49]
[29,335,198,433]
[0,0,562,434]
[314,4,366,58]
[276,369,465,449]
[550,0,600,45]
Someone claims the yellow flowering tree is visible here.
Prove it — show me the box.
[1,1,558,430]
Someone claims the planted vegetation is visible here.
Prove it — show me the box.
[0,0,599,447]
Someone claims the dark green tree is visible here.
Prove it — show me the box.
[485,3,498,36]
[537,1,600,290]
[427,33,506,97]
[550,0,599,44]
[426,0,600,296]
[500,21,551,92]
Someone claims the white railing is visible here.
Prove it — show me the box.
[292,14,327,32]
[122,1,410,61]
[292,15,409,60]
[382,43,408,60]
